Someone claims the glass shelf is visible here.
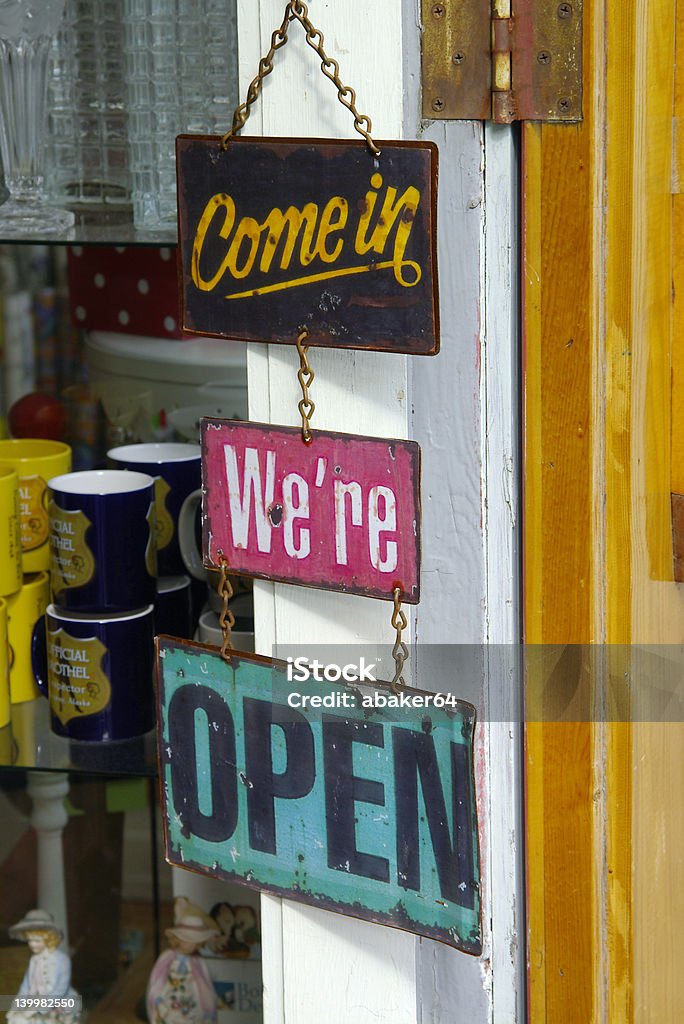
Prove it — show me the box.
[0,210,177,247]
[0,697,157,776]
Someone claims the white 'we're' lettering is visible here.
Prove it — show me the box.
[224,445,275,552]
[222,445,399,572]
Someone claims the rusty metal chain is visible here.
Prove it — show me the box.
[390,587,409,693]
[221,4,290,147]
[221,0,380,157]
[296,327,315,444]
[217,552,235,661]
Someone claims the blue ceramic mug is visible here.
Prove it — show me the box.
[107,443,201,576]
[154,573,193,639]
[32,603,155,741]
[48,469,157,612]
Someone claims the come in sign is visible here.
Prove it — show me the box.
[201,418,421,603]
[176,136,439,354]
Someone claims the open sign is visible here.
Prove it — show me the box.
[201,418,421,603]
[156,638,481,954]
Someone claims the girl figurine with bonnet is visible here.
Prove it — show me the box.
[6,909,80,1023]
[146,913,220,1024]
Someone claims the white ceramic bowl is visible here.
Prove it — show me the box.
[168,404,243,441]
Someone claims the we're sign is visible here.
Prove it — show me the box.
[201,419,421,603]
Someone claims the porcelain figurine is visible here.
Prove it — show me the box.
[207,903,235,957]
[146,914,220,1024]
[209,902,261,959]
[6,910,80,1023]
[172,897,217,935]
[232,906,261,952]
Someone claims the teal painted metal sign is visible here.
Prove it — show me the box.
[156,637,481,954]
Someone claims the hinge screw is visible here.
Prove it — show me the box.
[452,51,465,64]
[432,3,446,17]
[537,51,551,65]
[557,96,572,112]
[557,2,573,18]
[432,96,446,111]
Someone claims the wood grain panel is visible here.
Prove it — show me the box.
[523,101,598,1019]
[632,1,681,1021]
[523,0,633,1019]
[525,0,683,1021]
[672,0,684,507]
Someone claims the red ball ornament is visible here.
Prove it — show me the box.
[8,392,68,441]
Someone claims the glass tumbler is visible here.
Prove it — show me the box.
[0,0,74,234]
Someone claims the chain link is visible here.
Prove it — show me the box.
[217,552,235,661]
[221,0,380,157]
[296,328,315,444]
[221,4,291,147]
[390,587,409,693]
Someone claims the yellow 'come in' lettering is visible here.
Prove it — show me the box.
[191,174,422,298]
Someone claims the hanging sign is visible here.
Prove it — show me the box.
[176,135,439,355]
[156,637,481,954]
[200,417,421,603]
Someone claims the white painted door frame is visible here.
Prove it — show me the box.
[236,2,523,1020]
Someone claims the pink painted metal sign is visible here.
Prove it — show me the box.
[201,418,421,603]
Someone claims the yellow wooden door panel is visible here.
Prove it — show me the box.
[524,0,681,1020]
[523,109,600,1021]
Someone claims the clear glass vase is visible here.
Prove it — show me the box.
[123,0,238,231]
[46,0,131,214]
[0,0,74,234]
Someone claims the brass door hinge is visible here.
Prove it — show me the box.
[421,0,582,123]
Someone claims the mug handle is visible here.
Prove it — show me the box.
[178,488,211,582]
[30,616,49,698]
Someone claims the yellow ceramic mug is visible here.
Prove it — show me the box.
[0,597,10,727]
[0,463,22,596]
[0,440,71,571]
[7,571,50,704]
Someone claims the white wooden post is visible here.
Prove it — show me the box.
[408,118,523,1023]
[238,2,415,1021]
[27,771,70,948]
[481,122,524,1024]
[235,2,523,1022]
